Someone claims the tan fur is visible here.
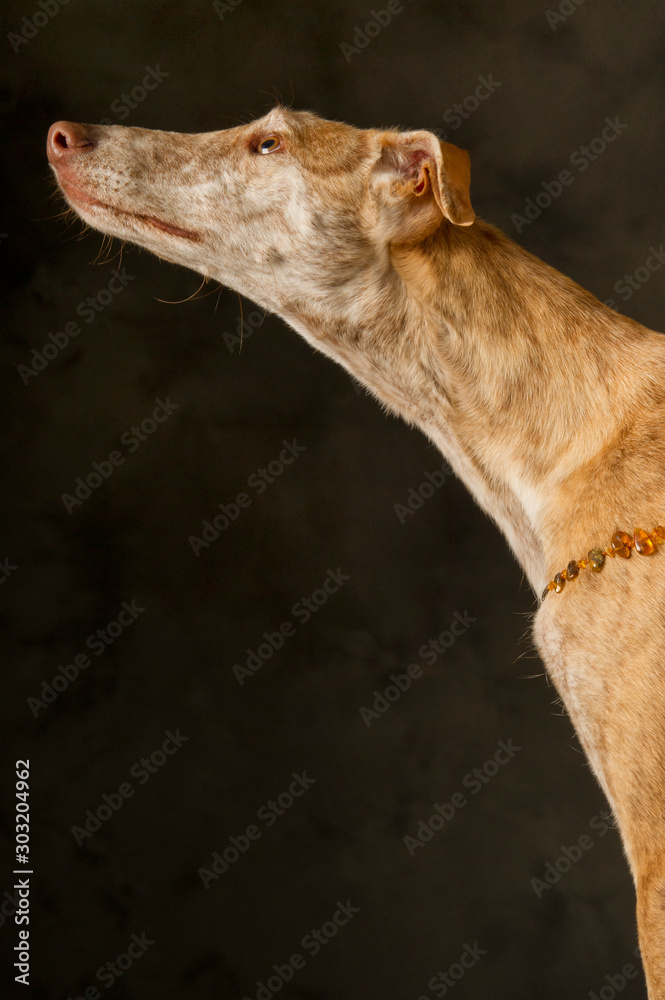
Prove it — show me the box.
[47,107,665,996]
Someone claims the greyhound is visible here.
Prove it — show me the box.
[47,107,665,997]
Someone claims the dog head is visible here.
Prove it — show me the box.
[47,107,474,323]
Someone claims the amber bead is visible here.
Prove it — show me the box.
[543,520,664,598]
[634,528,655,555]
[610,531,632,558]
[588,547,605,571]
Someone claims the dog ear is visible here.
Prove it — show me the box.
[371,130,475,242]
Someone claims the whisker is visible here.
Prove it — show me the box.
[33,207,78,223]
[57,221,91,243]
[109,239,126,271]
[154,274,213,305]
[237,292,244,352]
[99,234,121,266]
[90,234,110,265]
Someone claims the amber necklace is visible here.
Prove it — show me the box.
[542,526,665,600]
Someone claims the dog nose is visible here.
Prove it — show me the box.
[47,121,95,166]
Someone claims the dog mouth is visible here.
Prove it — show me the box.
[56,173,201,243]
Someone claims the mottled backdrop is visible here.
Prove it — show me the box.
[1,1,663,997]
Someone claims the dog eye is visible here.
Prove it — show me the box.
[257,135,281,154]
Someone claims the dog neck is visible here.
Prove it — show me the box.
[282,219,664,594]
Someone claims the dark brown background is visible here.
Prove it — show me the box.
[2,0,663,997]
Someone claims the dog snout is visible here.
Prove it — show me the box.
[47,121,96,167]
